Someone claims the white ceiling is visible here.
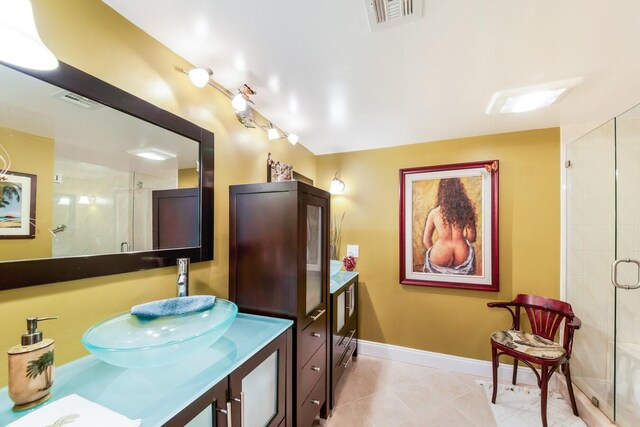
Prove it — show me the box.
[102,0,640,155]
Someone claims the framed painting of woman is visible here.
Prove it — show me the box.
[399,160,499,291]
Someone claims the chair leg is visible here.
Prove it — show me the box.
[512,358,518,385]
[563,363,579,416]
[540,366,549,427]
[491,345,499,404]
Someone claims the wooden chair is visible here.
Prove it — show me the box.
[487,294,581,427]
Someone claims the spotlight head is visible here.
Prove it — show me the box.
[188,67,212,88]
[232,93,248,111]
[267,124,279,140]
[287,133,299,145]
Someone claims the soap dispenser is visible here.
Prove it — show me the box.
[8,316,57,410]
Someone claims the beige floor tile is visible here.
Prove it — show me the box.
[391,373,449,413]
[406,402,477,427]
[354,389,416,427]
[326,401,376,427]
[449,390,498,427]
[406,370,472,402]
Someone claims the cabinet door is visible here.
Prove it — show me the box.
[164,379,228,427]
[299,194,328,330]
[230,331,287,427]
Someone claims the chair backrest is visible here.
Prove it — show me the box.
[512,294,575,342]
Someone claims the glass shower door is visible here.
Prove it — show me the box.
[612,104,640,427]
[565,120,616,420]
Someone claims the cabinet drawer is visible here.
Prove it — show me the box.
[333,339,356,388]
[299,310,327,365]
[300,374,326,427]
[299,342,326,405]
[333,321,356,358]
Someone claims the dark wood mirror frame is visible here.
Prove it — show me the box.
[0,61,214,291]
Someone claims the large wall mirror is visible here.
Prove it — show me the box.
[0,61,214,291]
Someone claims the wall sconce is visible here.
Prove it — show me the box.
[330,173,346,194]
[0,0,58,70]
[177,66,300,145]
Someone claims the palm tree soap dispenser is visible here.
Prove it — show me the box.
[8,316,57,410]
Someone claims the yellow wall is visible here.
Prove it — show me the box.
[317,128,560,361]
[178,168,198,189]
[0,0,316,387]
[0,128,53,260]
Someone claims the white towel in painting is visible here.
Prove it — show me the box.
[424,239,476,275]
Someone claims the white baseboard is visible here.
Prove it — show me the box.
[358,339,551,388]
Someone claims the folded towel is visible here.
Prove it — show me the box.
[131,295,216,318]
[8,394,141,427]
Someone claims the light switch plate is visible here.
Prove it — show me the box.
[346,244,359,257]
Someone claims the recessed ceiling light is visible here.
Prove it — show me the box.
[127,148,176,161]
[486,77,583,115]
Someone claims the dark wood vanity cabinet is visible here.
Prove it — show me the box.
[165,329,291,427]
[330,273,358,410]
[229,181,330,426]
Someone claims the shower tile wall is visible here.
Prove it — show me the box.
[566,120,616,415]
[53,171,130,257]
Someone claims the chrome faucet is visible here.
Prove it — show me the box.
[176,258,190,297]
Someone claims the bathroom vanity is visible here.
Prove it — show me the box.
[330,271,358,409]
[0,314,293,427]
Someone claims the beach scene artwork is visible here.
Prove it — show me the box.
[0,171,35,238]
[0,181,23,229]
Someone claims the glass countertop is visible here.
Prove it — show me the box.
[330,271,358,294]
[0,313,292,426]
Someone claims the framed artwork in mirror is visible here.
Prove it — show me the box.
[0,171,36,239]
[399,160,499,291]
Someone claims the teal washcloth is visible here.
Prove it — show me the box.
[131,295,216,318]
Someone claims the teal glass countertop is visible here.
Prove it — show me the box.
[0,313,292,426]
[330,271,358,294]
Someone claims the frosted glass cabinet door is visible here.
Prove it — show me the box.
[306,204,323,314]
[336,292,345,331]
[185,406,212,427]
[230,331,287,427]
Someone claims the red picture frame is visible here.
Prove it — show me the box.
[399,160,499,291]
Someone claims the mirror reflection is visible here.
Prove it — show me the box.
[0,64,200,262]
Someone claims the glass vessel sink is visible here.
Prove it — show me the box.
[82,299,238,368]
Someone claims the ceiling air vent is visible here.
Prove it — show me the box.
[365,0,422,31]
[52,90,103,110]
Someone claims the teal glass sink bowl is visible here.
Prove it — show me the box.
[82,299,238,368]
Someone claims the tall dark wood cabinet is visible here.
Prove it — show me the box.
[229,181,330,427]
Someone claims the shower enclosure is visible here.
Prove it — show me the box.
[565,103,640,425]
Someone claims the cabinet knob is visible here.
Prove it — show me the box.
[311,399,321,406]
[311,366,321,372]
[311,332,321,338]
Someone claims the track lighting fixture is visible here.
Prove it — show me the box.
[178,66,300,145]
[232,84,256,112]
[187,67,213,88]
[267,123,279,140]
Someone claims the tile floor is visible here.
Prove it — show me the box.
[321,355,498,427]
